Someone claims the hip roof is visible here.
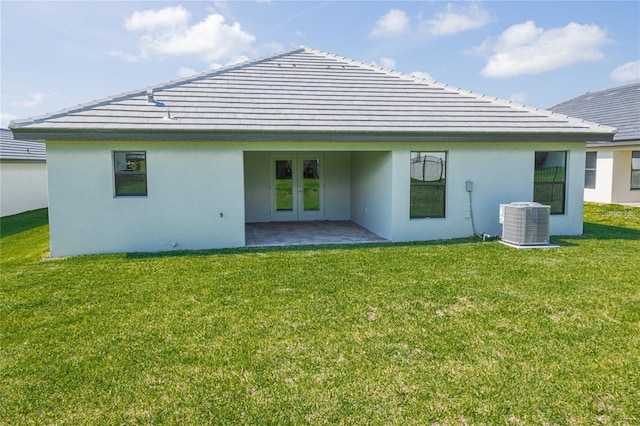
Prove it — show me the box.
[549,82,639,145]
[11,47,616,142]
[0,128,46,161]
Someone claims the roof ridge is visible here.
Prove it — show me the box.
[150,46,307,92]
[577,81,640,97]
[302,46,425,82]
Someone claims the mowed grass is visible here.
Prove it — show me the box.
[1,205,639,424]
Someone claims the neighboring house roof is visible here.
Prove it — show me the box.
[548,82,640,146]
[10,46,615,143]
[0,128,46,161]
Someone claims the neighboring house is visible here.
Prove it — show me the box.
[0,128,48,217]
[549,83,640,204]
[10,47,615,257]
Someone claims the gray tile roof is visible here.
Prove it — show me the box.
[548,82,640,145]
[11,47,615,142]
[0,128,46,161]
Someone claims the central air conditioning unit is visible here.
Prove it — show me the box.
[499,202,550,246]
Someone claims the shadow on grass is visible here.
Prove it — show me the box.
[0,208,49,238]
[582,222,640,240]
[553,222,640,246]
[126,236,485,260]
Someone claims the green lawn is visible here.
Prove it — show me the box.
[1,204,639,424]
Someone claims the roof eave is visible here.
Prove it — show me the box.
[587,138,640,148]
[9,127,616,144]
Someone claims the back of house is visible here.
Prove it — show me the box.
[10,47,615,256]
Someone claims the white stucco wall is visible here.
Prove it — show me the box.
[378,142,585,242]
[612,150,640,203]
[244,151,271,222]
[323,152,351,220]
[47,141,245,257]
[0,161,48,217]
[585,150,614,203]
[46,139,586,256]
[390,144,533,241]
[350,151,393,240]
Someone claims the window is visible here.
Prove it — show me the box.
[585,151,597,189]
[534,151,566,214]
[410,152,446,218]
[632,151,640,190]
[114,151,147,196]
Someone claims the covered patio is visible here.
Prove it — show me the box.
[245,221,389,247]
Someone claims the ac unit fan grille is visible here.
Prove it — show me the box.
[501,203,550,245]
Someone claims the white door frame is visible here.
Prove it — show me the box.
[270,153,323,221]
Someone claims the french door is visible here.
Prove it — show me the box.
[272,154,323,221]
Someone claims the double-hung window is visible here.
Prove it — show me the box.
[410,152,446,218]
[534,151,566,214]
[585,151,597,189]
[114,151,147,196]
[631,151,640,190]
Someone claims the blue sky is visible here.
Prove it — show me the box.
[1,1,639,127]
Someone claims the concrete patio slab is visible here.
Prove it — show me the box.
[245,221,389,247]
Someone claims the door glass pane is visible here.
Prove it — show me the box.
[275,160,293,211]
[302,159,320,211]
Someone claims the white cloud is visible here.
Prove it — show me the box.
[380,57,396,69]
[370,57,397,70]
[509,92,527,104]
[370,9,409,38]
[423,3,493,36]
[19,92,51,108]
[480,21,610,78]
[464,37,492,57]
[106,50,140,63]
[228,55,250,66]
[410,71,434,81]
[209,55,250,70]
[610,60,640,82]
[124,5,190,31]
[178,67,198,78]
[121,6,256,63]
[1,113,18,128]
[264,41,284,53]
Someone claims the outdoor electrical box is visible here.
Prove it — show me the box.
[465,180,473,192]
